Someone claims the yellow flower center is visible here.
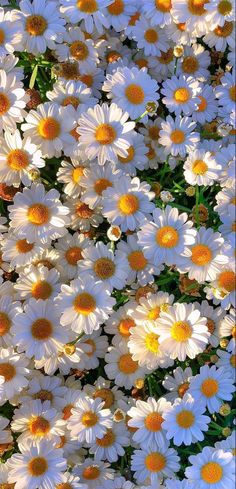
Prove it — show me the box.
[128,250,147,271]
[118,145,135,163]
[182,56,199,74]
[29,416,50,436]
[31,318,53,340]
[118,353,138,374]
[64,344,76,356]
[201,462,223,484]
[171,321,192,341]
[106,50,121,63]
[188,0,209,15]
[218,0,232,15]
[214,21,233,37]
[201,378,219,397]
[107,0,124,15]
[79,73,94,87]
[28,457,48,476]
[70,41,89,61]
[96,429,115,446]
[93,388,115,409]
[129,11,141,26]
[229,85,236,101]
[145,452,166,472]
[192,159,208,175]
[25,15,47,36]
[33,390,53,402]
[230,354,236,368]
[118,194,139,215]
[0,312,11,336]
[94,178,112,195]
[62,96,80,109]
[7,149,29,171]
[191,244,212,266]
[95,123,116,145]
[156,225,179,248]
[0,363,16,382]
[31,280,52,300]
[73,292,96,315]
[174,88,190,103]
[65,246,82,265]
[176,410,195,428]
[148,307,161,321]
[145,333,159,353]
[81,411,98,427]
[72,166,84,183]
[16,239,34,254]
[218,270,235,292]
[83,466,100,480]
[178,382,190,398]
[27,204,50,225]
[62,404,73,420]
[0,93,10,115]
[94,257,115,280]
[207,319,215,334]
[197,96,207,111]
[77,0,98,13]
[56,483,73,489]
[84,338,96,357]
[158,48,174,64]
[155,0,172,12]
[76,201,93,219]
[170,129,185,144]
[177,22,186,31]
[145,412,163,432]
[135,58,148,69]
[118,318,135,337]
[125,84,145,105]
[144,29,158,43]
[0,29,5,44]
[38,117,60,140]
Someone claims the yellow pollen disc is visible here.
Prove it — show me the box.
[176,410,195,428]
[192,159,208,175]
[218,270,235,292]
[62,96,79,109]
[0,313,11,336]
[38,117,60,140]
[201,378,219,397]
[27,203,50,225]
[144,28,158,43]
[25,15,47,36]
[145,452,166,472]
[62,404,73,420]
[28,457,48,476]
[148,307,161,321]
[118,145,135,163]
[107,0,124,15]
[177,22,186,31]
[230,354,236,368]
[191,244,212,266]
[128,11,141,26]
[95,123,116,145]
[81,411,98,427]
[96,429,115,447]
[31,318,53,340]
[135,58,148,69]
[33,259,53,270]
[214,21,233,37]
[145,333,159,353]
[174,88,190,103]
[201,462,223,484]
[118,194,139,215]
[182,56,199,74]
[0,363,16,381]
[83,466,100,480]
[72,166,84,183]
[84,338,96,357]
[158,48,174,64]
[64,343,76,356]
[77,0,98,13]
[94,178,112,195]
[106,50,121,63]
[170,129,185,144]
[125,84,145,105]
[79,73,93,87]
[155,0,172,12]
[218,0,232,15]
[76,201,93,218]
[229,85,236,101]
[93,388,115,408]
[7,149,29,171]
[149,126,160,140]
[31,280,52,300]
[56,483,73,489]
[188,0,208,15]
[16,239,34,253]
[197,96,207,111]
[0,93,10,115]
[70,41,89,61]
[178,382,190,398]
[94,257,115,280]
[156,225,179,248]
[73,292,96,315]
[29,416,50,436]
[118,318,135,337]
[65,246,82,265]
[128,250,147,271]
[207,319,215,334]
[171,321,192,342]
[145,412,163,432]
[33,390,53,402]
[118,353,138,374]
[0,29,5,44]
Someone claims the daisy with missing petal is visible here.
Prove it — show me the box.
[131,442,180,485]
[67,396,112,444]
[162,366,193,402]
[12,298,69,361]
[0,347,30,405]
[60,0,112,33]
[103,67,159,121]
[159,115,200,157]
[0,70,28,134]
[8,183,69,245]
[54,26,99,74]
[132,16,169,56]
[105,339,146,390]
[74,459,115,489]
[56,159,88,199]
[89,421,130,462]
[55,232,91,280]
[77,102,135,165]
[55,276,115,335]
[162,393,210,446]
[192,85,218,124]
[0,295,21,347]
[102,176,155,232]
[137,205,197,267]
[7,438,66,489]
[185,446,235,489]
[141,0,172,26]
[21,102,76,159]
[156,303,209,361]
[188,364,234,413]
[204,261,236,310]
[127,397,170,448]
[161,74,201,116]
[79,162,121,209]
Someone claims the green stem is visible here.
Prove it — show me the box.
[195,185,200,228]
[174,56,178,75]
[135,110,148,123]
[66,332,85,346]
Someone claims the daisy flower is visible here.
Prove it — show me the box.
[7,439,66,489]
[74,459,115,489]
[79,162,121,210]
[177,43,211,81]
[55,276,116,335]
[102,175,155,232]
[103,67,159,121]
[171,0,210,36]
[89,421,130,462]
[192,85,218,124]
[0,70,28,134]
[219,308,235,349]
[137,205,197,267]
[104,339,146,390]
[205,0,235,28]
[215,71,236,114]
[184,149,223,186]
[67,396,112,444]
[105,0,136,31]
[113,131,148,176]
[204,261,236,310]
[162,366,193,402]
[60,0,112,33]
[0,7,22,56]
[161,74,201,116]
[216,346,236,379]
[78,330,109,370]
[0,54,24,81]
[159,115,200,157]
[0,347,30,405]
[104,300,137,343]
[127,397,170,448]
[195,300,224,347]
[77,102,135,165]
[156,303,210,361]
[56,159,88,199]
[132,16,169,56]
[55,232,92,280]
[47,79,97,114]
[131,442,180,485]
[21,102,76,158]
[0,295,22,347]
[54,26,99,74]
[188,364,234,413]
[162,393,210,446]
[0,415,12,445]
[131,292,174,327]
[84,376,124,410]
[8,183,69,244]
[66,198,103,232]
[203,20,235,52]
[214,186,236,217]
[12,298,69,361]
[20,371,67,407]
[14,264,61,302]
[141,0,172,26]
[185,446,235,489]
[215,432,235,455]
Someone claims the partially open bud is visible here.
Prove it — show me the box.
[222,427,231,437]
[219,403,231,417]
[107,225,121,241]
[146,101,158,114]
[220,338,229,348]
[174,45,184,57]
[186,186,195,197]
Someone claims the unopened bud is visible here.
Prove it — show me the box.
[114,408,126,423]
[186,186,195,197]
[220,338,229,348]
[135,378,145,390]
[146,101,158,114]
[219,403,231,417]
[174,45,184,57]
[28,168,41,181]
[222,427,231,437]
[160,190,175,203]
[210,355,219,364]
[107,225,121,241]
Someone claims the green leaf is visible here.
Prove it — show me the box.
[29,64,38,89]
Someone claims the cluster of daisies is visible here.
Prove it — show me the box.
[0,0,235,488]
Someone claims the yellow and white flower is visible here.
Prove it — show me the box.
[185,446,235,489]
